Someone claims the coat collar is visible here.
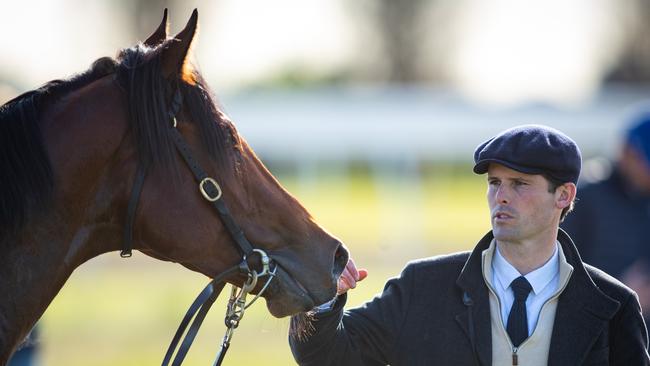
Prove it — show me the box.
[455,229,620,366]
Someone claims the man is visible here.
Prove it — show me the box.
[562,111,650,325]
[289,125,650,365]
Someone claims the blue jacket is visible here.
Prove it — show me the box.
[562,167,650,279]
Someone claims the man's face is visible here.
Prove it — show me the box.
[486,164,560,244]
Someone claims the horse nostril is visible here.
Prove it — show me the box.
[333,243,349,278]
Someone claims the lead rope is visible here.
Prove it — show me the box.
[161,249,277,366]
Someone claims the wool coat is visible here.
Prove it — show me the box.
[289,230,650,365]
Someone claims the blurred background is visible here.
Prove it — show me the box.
[3,0,650,365]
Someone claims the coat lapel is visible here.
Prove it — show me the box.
[455,232,495,366]
[454,296,492,366]
[548,230,620,366]
[455,230,620,366]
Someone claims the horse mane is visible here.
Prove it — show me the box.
[116,42,239,175]
[0,57,118,241]
[1,40,240,242]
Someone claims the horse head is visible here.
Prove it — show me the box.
[119,10,349,316]
[0,9,347,361]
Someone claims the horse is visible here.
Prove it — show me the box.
[0,9,348,363]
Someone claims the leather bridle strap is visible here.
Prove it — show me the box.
[166,125,255,256]
[165,86,254,256]
[121,86,184,258]
[121,87,273,366]
[121,164,146,258]
[122,88,255,259]
[161,266,239,366]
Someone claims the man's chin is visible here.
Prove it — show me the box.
[492,228,519,243]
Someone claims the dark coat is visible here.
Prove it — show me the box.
[289,230,650,366]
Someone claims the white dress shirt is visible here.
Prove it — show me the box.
[491,242,560,335]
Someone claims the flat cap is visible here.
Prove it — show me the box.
[473,125,581,184]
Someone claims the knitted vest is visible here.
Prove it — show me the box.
[482,241,574,365]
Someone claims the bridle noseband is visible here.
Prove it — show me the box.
[121,87,277,366]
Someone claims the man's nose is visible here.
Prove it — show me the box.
[495,186,510,204]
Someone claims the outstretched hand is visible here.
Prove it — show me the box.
[337,258,368,295]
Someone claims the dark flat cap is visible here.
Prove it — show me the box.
[473,125,582,184]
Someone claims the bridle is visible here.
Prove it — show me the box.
[120,86,277,366]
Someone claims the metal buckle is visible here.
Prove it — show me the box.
[172,117,178,128]
[199,177,222,202]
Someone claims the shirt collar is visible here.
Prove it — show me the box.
[492,241,559,295]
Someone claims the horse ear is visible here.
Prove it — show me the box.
[161,9,198,83]
[143,8,169,47]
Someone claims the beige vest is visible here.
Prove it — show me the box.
[481,241,574,366]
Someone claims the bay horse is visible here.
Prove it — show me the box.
[0,9,347,363]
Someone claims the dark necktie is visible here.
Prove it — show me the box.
[506,276,532,347]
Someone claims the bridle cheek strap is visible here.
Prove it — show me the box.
[121,88,254,258]
[167,124,255,256]
[121,164,145,258]
[121,87,274,366]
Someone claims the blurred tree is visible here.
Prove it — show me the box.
[111,0,183,41]
[373,0,428,83]
[132,0,176,38]
[349,1,427,83]
[605,0,650,84]
[349,0,454,84]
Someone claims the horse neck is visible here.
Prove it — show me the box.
[0,197,124,363]
[0,225,72,361]
[0,78,129,362]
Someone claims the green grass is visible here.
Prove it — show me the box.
[38,167,490,365]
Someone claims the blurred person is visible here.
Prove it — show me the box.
[562,109,650,325]
[289,125,649,365]
[8,327,38,366]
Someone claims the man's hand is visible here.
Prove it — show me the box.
[337,258,368,295]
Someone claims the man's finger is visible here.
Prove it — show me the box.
[357,269,368,282]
